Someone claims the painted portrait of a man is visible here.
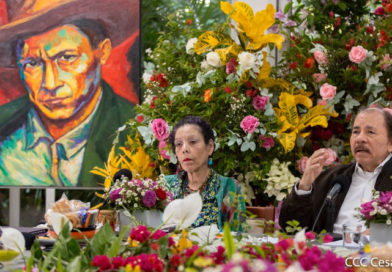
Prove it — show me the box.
[0,0,139,186]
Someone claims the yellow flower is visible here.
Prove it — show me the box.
[204,89,213,102]
[194,257,214,268]
[127,237,139,247]
[220,2,284,51]
[274,92,338,152]
[172,229,193,253]
[125,264,141,272]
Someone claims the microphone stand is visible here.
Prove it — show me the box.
[311,198,328,232]
[325,199,335,233]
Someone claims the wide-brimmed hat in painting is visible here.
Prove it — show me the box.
[0,0,139,67]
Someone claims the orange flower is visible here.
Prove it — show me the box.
[204,89,213,102]
[304,57,315,69]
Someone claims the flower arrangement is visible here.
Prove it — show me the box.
[104,174,172,214]
[24,222,348,272]
[118,1,337,205]
[359,191,392,227]
[274,0,392,162]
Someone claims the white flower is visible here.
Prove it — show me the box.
[206,51,222,67]
[186,37,198,54]
[380,209,388,215]
[238,51,256,71]
[201,60,210,70]
[387,219,392,225]
[142,72,152,84]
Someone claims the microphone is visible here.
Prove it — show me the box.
[326,175,350,201]
[311,175,350,232]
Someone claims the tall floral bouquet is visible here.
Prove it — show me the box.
[275,0,392,162]
[359,191,392,227]
[120,1,337,205]
[103,174,172,214]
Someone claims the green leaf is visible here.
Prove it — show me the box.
[90,223,117,256]
[106,226,128,258]
[66,256,82,272]
[284,2,293,14]
[223,222,235,259]
[56,253,64,272]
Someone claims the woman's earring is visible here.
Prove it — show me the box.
[208,157,213,167]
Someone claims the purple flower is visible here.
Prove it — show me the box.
[274,10,286,21]
[379,191,392,205]
[284,20,297,27]
[360,201,375,220]
[268,24,280,34]
[142,190,157,208]
[109,188,122,200]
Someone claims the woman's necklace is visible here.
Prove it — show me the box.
[183,170,212,196]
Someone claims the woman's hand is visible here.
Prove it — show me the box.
[298,148,330,191]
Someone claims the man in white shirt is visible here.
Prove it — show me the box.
[279,107,392,233]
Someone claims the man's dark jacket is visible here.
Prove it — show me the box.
[279,157,392,233]
[0,81,135,187]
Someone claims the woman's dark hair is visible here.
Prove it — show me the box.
[169,116,215,153]
[354,107,392,141]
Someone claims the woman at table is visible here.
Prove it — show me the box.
[165,116,245,230]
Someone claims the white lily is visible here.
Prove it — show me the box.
[51,212,73,235]
[1,227,25,252]
[189,224,220,244]
[162,192,202,229]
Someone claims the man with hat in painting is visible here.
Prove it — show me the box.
[0,0,138,186]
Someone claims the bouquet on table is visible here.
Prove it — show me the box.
[359,191,392,227]
[104,174,172,214]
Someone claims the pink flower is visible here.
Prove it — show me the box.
[226,57,238,74]
[142,190,157,208]
[91,255,112,270]
[323,234,333,243]
[312,73,327,83]
[324,148,337,165]
[109,188,122,201]
[151,229,167,240]
[381,54,391,70]
[158,141,170,160]
[349,46,367,63]
[375,6,385,15]
[313,51,328,65]
[317,99,328,106]
[130,225,150,242]
[320,83,337,100]
[305,231,316,240]
[240,115,260,134]
[252,95,269,111]
[297,157,309,173]
[260,136,275,150]
[151,118,170,141]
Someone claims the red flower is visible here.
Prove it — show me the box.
[168,237,175,247]
[136,114,144,123]
[151,229,167,240]
[150,242,160,251]
[328,11,334,18]
[304,57,315,69]
[245,81,253,88]
[289,61,298,70]
[224,86,232,94]
[130,225,150,242]
[366,25,374,34]
[246,89,257,97]
[112,256,126,269]
[344,38,355,50]
[334,17,341,28]
[305,231,316,240]
[155,188,167,200]
[187,19,192,25]
[323,234,333,243]
[170,254,181,267]
[91,255,112,270]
